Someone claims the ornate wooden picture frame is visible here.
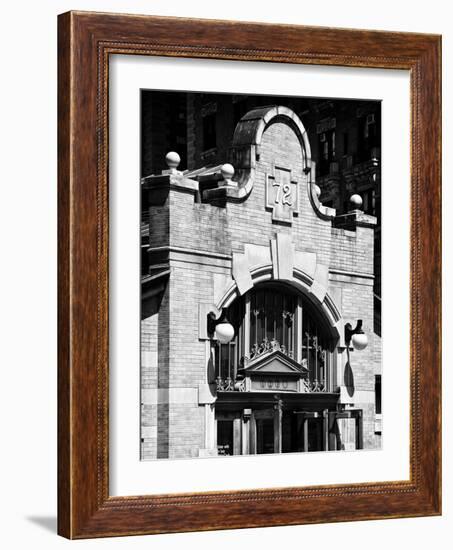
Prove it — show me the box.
[58,11,441,539]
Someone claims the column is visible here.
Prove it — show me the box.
[233,418,242,455]
[322,409,330,451]
[303,416,309,452]
[249,413,257,455]
[273,401,283,453]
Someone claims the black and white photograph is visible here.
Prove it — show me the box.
[140,90,382,460]
[1,0,446,546]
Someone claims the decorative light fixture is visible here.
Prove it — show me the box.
[207,308,235,344]
[344,319,368,350]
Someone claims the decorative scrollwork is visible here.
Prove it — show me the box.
[216,376,224,392]
[249,337,294,360]
[310,379,325,392]
[303,332,327,364]
[217,337,329,393]
[216,376,245,392]
[282,310,294,324]
[224,377,234,391]
[301,378,326,393]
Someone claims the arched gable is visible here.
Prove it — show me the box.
[203,105,336,221]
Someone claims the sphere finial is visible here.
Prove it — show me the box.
[165,151,181,173]
[350,194,363,209]
[221,163,234,182]
[219,163,237,187]
[312,183,321,199]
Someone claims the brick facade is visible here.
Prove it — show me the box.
[140,104,381,459]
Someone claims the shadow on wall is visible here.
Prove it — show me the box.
[331,420,344,450]
[207,346,216,384]
[157,400,170,459]
[141,291,163,320]
[344,358,355,398]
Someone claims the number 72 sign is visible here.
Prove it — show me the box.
[265,164,299,224]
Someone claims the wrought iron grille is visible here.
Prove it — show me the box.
[214,285,336,393]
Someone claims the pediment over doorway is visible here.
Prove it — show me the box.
[244,348,307,377]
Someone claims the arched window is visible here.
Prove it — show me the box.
[215,283,336,392]
[249,286,297,358]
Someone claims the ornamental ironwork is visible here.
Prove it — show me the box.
[216,376,234,392]
[301,378,326,393]
[215,337,331,393]
[245,337,294,364]
[216,376,246,392]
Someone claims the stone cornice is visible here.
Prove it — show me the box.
[141,173,200,204]
[333,210,378,230]
[147,245,231,262]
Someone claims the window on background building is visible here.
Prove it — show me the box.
[202,112,216,151]
[375,375,382,415]
[317,129,336,176]
[233,99,249,127]
[358,112,379,162]
[343,131,349,156]
[365,113,378,147]
[214,283,335,391]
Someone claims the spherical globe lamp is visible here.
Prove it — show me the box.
[351,332,368,351]
[215,320,235,344]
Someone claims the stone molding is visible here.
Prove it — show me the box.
[333,210,378,230]
[308,178,337,221]
[270,233,294,281]
[147,245,231,261]
[232,252,253,295]
[329,267,375,280]
[141,173,199,205]
[148,245,232,270]
[198,384,217,405]
[213,235,342,343]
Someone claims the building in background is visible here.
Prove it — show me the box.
[140,93,382,459]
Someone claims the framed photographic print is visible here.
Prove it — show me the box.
[58,11,441,539]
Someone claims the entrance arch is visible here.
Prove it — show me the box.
[213,273,342,395]
[215,263,342,344]
[213,277,344,456]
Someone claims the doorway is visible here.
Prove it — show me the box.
[216,419,234,456]
[255,418,274,454]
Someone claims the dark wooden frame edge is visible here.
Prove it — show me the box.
[57,10,442,539]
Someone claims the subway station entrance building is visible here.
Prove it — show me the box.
[140,106,381,459]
